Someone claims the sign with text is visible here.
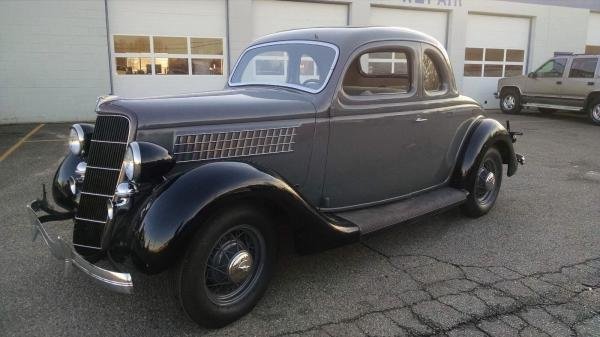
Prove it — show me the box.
[401,0,463,6]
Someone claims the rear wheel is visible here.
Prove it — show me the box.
[588,98,600,125]
[462,148,503,218]
[174,205,276,328]
[500,89,522,114]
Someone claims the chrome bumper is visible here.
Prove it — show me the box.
[494,92,499,99]
[27,200,134,294]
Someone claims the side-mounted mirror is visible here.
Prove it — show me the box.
[528,72,537,79]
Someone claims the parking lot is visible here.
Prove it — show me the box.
[1,110,599,337]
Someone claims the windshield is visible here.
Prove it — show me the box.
[229,41,339,93]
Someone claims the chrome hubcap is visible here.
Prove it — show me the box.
[483,171,496,192]
[204,225,264,306]
[593,104,600,121]
[502,95,515,110]
[227,250,253,284]
[475,159,499,205]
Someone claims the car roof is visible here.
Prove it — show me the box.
[251,26,445,52]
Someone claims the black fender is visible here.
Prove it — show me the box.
[453,117,518,187]
[51,153,81,211]
[129,161,359,274]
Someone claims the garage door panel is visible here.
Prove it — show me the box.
[369,7,448,46]
[463,14,530,109]
[252,0,348,39]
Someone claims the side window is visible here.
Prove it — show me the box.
[569,58,598,78]
[423,52,444,93]
[535,58,567,78]
[342,50,412,96]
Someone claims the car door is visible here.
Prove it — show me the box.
[524,57,568,105]
[322,42,472,209]
[322,41,421,209]
[560,56,599,108]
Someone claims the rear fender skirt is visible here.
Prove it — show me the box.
[129,161,359,274]
[453,118,518,187]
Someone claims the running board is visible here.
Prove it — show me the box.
[333,187,468,235]
[522,103,582,111]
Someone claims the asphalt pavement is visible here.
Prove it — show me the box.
[1,109,599,337]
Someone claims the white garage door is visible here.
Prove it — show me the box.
[369,6,448,47]
[586,12,600,54]
[108,0,227,98]
[252,0,348,39]
[462,14,530,108]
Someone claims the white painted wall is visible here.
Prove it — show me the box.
[251,0,348,39]
[587,12,600,45]
[108,0,227,98]
[0,0,110,123]
[369,6,449,47]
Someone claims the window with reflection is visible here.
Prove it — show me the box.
[423,52,444,93]
[342,50,411,96]
[535,58,567,78]
[569,58,598,78]
[116,57,152,75]
[155,58,189,75]
[113,35,225,76]
[463,47,525,78]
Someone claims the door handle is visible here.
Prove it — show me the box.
[556,81,563,85]
[415,117,428,122]
[588,82,595,86]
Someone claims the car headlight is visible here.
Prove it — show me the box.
[68,124,94,156]
[122,141,174,183]
[68,125,85,155]
[123,142,141,181]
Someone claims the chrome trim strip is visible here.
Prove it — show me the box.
[80,191,113,198]
[73,243,103,250]
[228,40,340,94]
[75,216,107,224]
[91,139,128,145]
[522,103,582,111]
[86,165,121,172]
[28,203,133,294]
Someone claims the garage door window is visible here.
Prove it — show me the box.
[342,50,412,96]
[113,35,224,76]
[464,47,525,78]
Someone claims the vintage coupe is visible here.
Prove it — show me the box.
[28,27,523,327]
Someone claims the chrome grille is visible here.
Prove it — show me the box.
[73,115,130,251]
[173,127,297,163]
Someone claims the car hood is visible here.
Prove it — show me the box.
[96,87,316,131]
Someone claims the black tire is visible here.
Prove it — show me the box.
[588,97,600,126]
[174,205,276,328]
[499,89,522,114]
[461,148,503,218]
[538,108,557,114]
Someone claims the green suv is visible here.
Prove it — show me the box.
[496,53,600,125]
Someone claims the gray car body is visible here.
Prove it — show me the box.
[98,27,483,210]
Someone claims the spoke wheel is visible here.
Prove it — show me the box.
[204,225,265,306]
[175,205,276,328]
[500,89,522,114]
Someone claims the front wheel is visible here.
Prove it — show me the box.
[462,148,503,218]
[174,205,276,328]
[500,89,522,114]
[588,98,600,126]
